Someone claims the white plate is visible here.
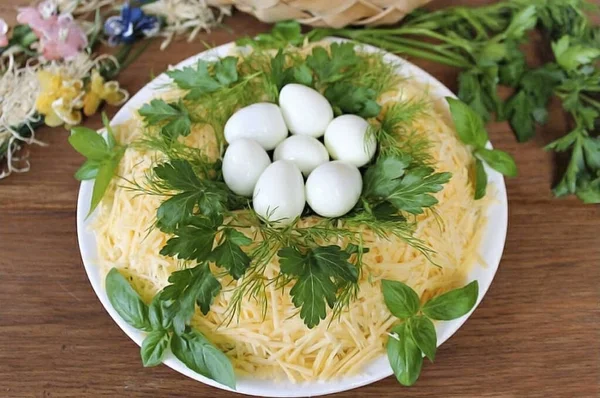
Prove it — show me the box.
[77,39,508,397]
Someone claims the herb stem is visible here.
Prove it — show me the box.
[337,33,471,68]
[581,94,600,110]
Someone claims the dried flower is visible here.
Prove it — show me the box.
[83,70,128,116]
[0,19,8,47]
[104,4,160,46]
[17,0,87,60]
[35,69,85,126]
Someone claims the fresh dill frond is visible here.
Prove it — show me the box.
[345,51,404,98]
[372,97,434,165]
[135,131,220,179]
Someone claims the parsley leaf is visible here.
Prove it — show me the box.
[167,57,239,100]
[552,35,600,72]
[278,245,359,328]
[236,20,305,49]
[159,263,221,334]
[209,228,252,280]
[139,99,192,141]
[363,155,451,215]
[152,160,233,232]
[270,50,313,92]
[159,215,222,262]
[306,42,359,84]
[324,82,381,118]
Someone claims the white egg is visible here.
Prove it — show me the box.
[305,161,363,218]
[279,84,333,138]
[222,139,271,197]
[273,135,329,176]
[253,160,306,225]
[224,102,288,150]
[324,114,377,167]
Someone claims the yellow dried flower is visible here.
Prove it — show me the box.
[83,70,128,117]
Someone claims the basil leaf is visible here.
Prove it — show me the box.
[387,323,423,387]
[475,148,518,177]
[74,159,100,181]
[68,127,109,160]
[409,316,437,362]
[446,97,488,148]
[102,112,117,150]
[422,280,479,321]
[381,279,421,319]
[88,150,123,216]
[171,329,236,389]
[148,295,172,331]
[105,268,151,331]
[141,330,170,367]
[474,158,488,200]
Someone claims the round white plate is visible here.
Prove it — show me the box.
[77,39,508,397]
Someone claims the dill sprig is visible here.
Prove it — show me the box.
[371,98,433,164]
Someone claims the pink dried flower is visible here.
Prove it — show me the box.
[0,18,8,47]
[17,1,87,60]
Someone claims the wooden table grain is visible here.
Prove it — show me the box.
[1,1,599,397]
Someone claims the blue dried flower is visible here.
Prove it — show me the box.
[104,4,159,46]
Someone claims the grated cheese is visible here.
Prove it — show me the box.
[91,76,490,382]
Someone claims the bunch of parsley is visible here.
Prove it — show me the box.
[256,1,599,202]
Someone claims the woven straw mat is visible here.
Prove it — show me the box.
[210,0,432,28]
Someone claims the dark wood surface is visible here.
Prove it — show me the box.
[1,1,599,397]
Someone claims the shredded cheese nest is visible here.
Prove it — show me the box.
[92,66,490,382]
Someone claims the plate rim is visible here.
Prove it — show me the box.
[76,38,508,397]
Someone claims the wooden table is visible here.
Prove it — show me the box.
[1,1,598,397]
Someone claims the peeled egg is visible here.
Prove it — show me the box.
[222,139,271,197]
[305,161,363,218]
[253,160,306,225]
[224,102,288,150]
[273,135,329,176]
[324,114,377,167]
[279,84,333,138]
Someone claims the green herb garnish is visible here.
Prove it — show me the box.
[166,57,239,100]
[105,268,236,389]
[143,160,236,232]
[69,113,125,216]
[278,245,360,328]
[138,99,192,141]
[446,97,517,197]
[362,154,452,215]
[382,279,479,386]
